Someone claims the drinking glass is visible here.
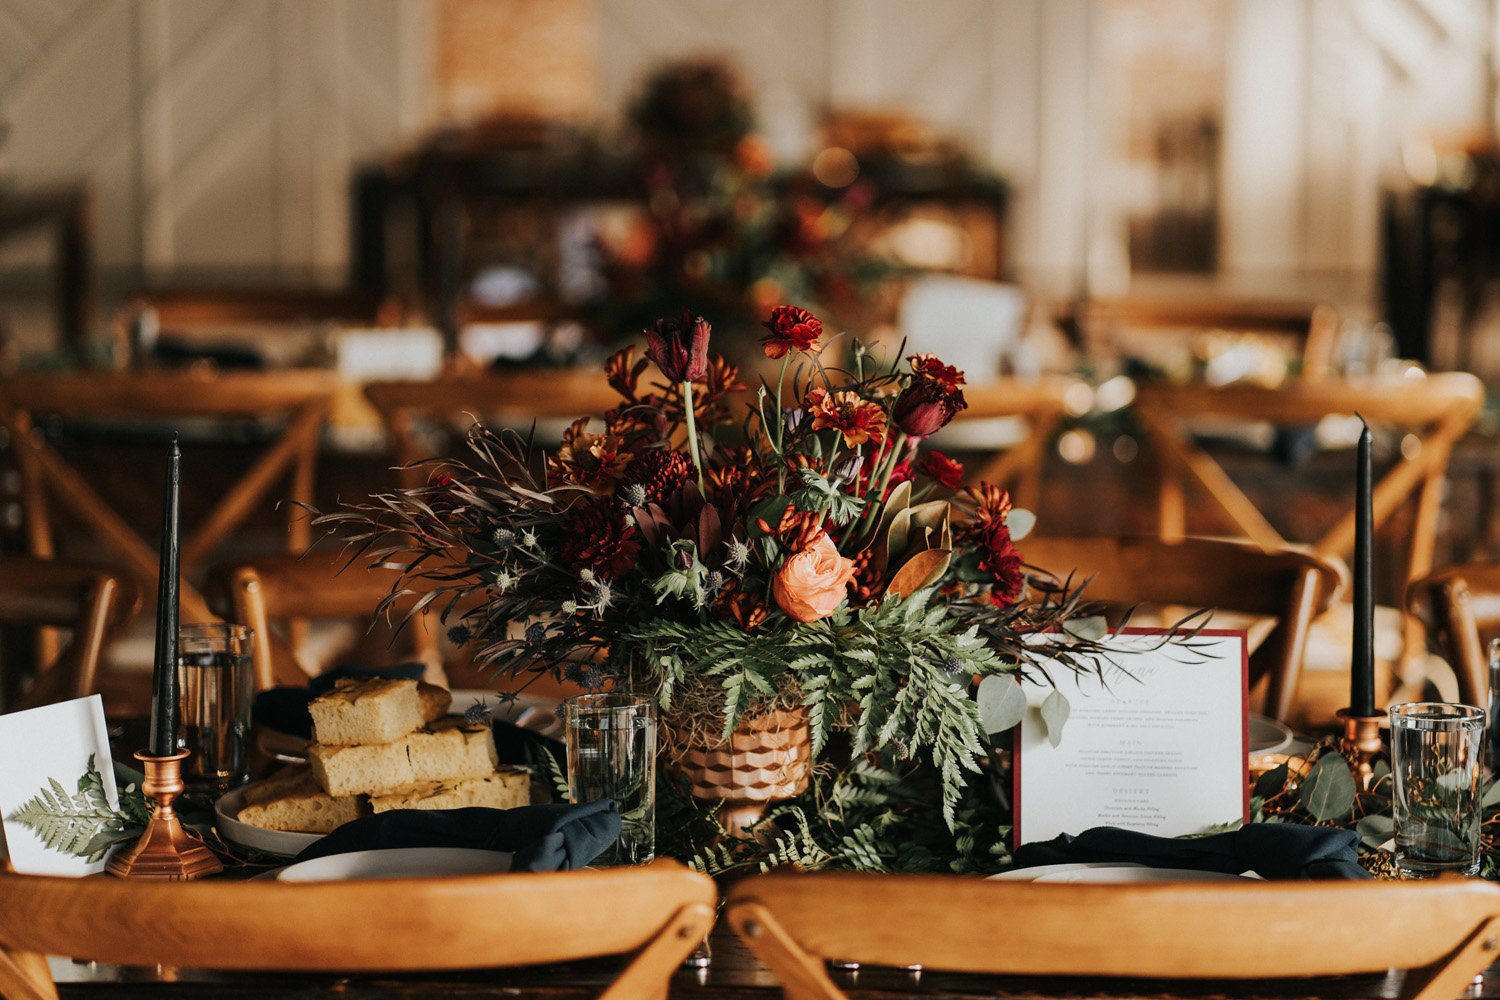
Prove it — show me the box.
[1489,638,1500,777]
[178,623,254,795]
[1389,702,1485,878]
[564,693,656,865]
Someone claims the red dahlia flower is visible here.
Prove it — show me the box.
[918,450,965,489]
[977,519,1025,608]
[761,305,824,359]
[644,311,711,383]
[560,500,641,582]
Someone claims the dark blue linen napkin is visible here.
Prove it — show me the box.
[291,801,622,872]
[1013,823,1369,880]
[252,663,427,739]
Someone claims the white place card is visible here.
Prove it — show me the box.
[0,695,120,876]
[1013,629,1249,845]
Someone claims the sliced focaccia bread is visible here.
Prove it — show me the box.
[236,768,367,833]
[369,768,530,814]
[308,738,417,796]
[405,718,500,784]
[308,677,425,746]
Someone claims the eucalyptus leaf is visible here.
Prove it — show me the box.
[1039,690,1070,748]
[1062,615,1109,643]
[1354,812,1394,849]
[1008,508,1037,541]
[1483,780,1500,809]
[977,674,1027,736]
[1252,762,1289,800]
[1298,755,1357,821]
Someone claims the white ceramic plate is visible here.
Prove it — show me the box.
[1248,713,1294,755]
[215,786,324,858]
[276,847,513,882]
[988,862,1147,881]
[1033,866,1251,883]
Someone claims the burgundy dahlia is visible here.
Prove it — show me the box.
[918,450,965,489]
[644,311,711,383]
[625,448,693,505]
[977,519,1024,608]
[560,500,642,582]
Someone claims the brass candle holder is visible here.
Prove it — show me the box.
[106,749,222,880]
[1336,708,1388,795]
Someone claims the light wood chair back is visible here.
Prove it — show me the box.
[1021,535,1346,722]
[364,373,623,487]
[0,860,714,1000]
[0,556,139,711]
[125,286,384,328]
[1073,297,1338,373]
[204,548,443,690]
[1406,561,1500,707]
[726,872,1500,1000]
[0,370,336,628]
[949,377,1080,511]
[1135,372,1484,680]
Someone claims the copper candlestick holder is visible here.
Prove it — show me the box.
[106,749,223,880]
[1336,708,1388,795]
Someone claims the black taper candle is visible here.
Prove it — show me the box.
[1351,415,1376,717]
[147,435,181,757]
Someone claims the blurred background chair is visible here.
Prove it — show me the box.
[1134,372,1484,721]
[204,548,444,690]
[0,556,138,713]
[1405,561,1500,707]
[946,377,1081,512]
[364,372,624,487]
[1021,535,1345,722]
[0,861,715,1000]
[726,871,1500,1000]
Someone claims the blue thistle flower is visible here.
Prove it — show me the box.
[524,622,546,644]
[463,701,493,725]
[447,624,472,645]
[491,527,516,551]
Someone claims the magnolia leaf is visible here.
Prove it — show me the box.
[1298,755,1356,821]
[1252,762,1289,800]
[907,501,951,552]
[883,508,913,571]
[884,549,952,600]
[1062,615,1109,642]
[1039,690,1070,748]
[1008,508,1037,541]
[977,674,1027,735]
[1355,813,1395,849]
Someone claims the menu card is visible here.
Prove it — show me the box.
[0,695,120,876]
[1013,629,1248,845]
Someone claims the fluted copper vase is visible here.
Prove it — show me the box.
[669,707,812,839]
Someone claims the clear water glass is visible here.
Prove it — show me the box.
[1389,702,1485,878]
[1488,638,1500,777]
[565,693,656,865]
[177,623,254,795]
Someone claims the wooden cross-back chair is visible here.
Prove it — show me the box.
[727,872,1500,1000]
[364,372,624,487]
[0,861,715,1000]
[1021,535,1346,722]
[1073,297,1340,375]
[949,377,1079,512]
[1406,561,1500,708]
[125,286,386,329]
[0,370,336,630]
[204,548,444,691]
[0,556,138,711]
[1134,372,1485,685]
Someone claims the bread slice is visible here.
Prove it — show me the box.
[309,738,417,796]
[418,682,453,723]
[369,768,531,814]
[407,718,500,784]
[309,677,425,745]
[236,768,367,833]
[308,719,499,796]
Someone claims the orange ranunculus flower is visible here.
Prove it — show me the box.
[773,532,856,623]
[805,388,887,448]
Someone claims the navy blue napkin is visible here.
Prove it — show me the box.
[291,801,622,872]
[1013,823,1369,880]
[252,663,427,739]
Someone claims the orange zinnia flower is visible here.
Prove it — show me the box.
[805,388,887,448]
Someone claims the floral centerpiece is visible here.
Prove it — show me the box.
[318,305,1116,872]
